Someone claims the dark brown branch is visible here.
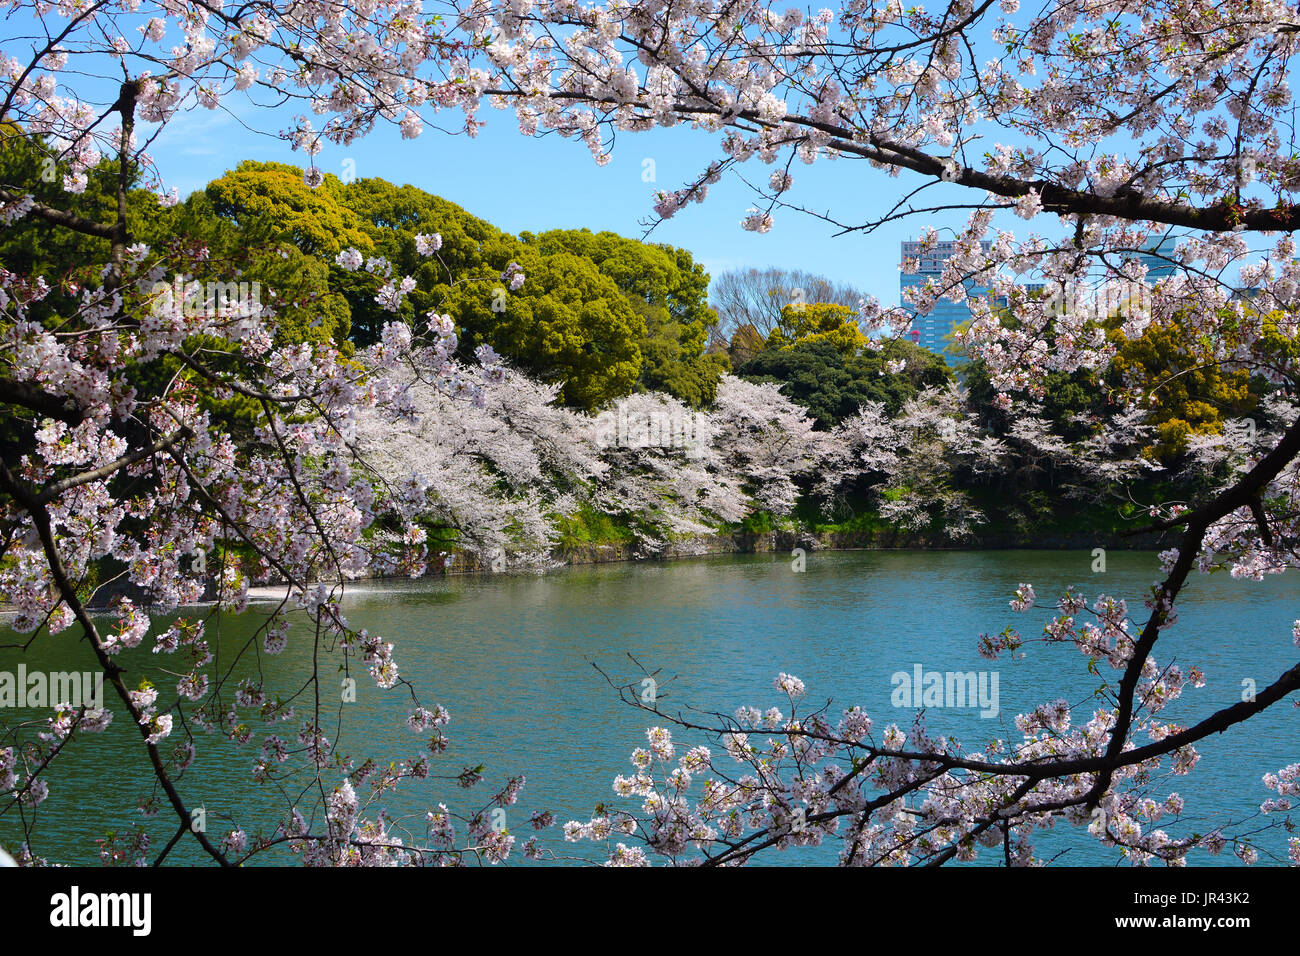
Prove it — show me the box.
[493,88,1300,233]
[0,377,84,425]
[1249,495,1274,546]
[34,427,191,504]
[0,185,115,239]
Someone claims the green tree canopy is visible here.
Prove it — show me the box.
[446,249,645,410]
[203,160,374,257]
[738,337,953,427]
[17,155,735,410]
[520,229,726,405]
[1106,317,1258,464]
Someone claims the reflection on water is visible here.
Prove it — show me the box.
[2,550,1296,866]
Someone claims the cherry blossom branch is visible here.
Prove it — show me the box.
[32,426,191,505]
[0,186,116,239]
[0,461,232,866]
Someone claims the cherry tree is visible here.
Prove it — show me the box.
[355,368,834,559]
[353,357,602,571]
[591,388,749,549]
[878,385,1005,538]
[709,374,829,515]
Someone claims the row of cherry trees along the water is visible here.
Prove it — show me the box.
[354,348,1296,566]
[1,0,1299,865]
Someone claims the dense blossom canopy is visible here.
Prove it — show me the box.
[0,0,1298,866]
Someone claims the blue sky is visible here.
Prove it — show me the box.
[6,6,1265,312]
[146,97,986,308]
[0,6,1009,311]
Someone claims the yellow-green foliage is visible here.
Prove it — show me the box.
[767,302,869,355]
[204,160,374,257]
[1109,318,1256,463]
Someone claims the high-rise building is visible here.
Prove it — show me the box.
[899,240,998,360]
[1134,236,1178,280]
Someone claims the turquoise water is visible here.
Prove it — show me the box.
[2,550,1296,866]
